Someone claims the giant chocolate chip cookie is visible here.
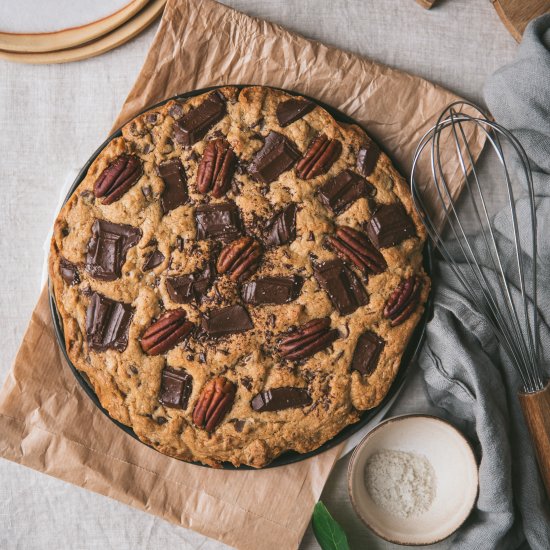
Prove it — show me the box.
[50,86,429,468]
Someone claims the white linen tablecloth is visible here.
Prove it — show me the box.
[0,1,517,548]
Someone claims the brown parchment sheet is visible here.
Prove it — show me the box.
[0,1,486,549]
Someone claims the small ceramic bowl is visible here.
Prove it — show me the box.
[348,414,478,545]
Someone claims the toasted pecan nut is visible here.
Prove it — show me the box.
[196,138,236,198]
[216,236,263,281]
[326,225,387,275]
[296,134,342,180]
[383,276,422,326]
[193,376,237,432]
[94,154,143,205]
[278,317,339,361]
[141,310,194,355]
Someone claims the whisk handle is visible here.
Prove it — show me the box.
[519,381,550,499]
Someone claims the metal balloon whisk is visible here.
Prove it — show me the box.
[410,101,550,496]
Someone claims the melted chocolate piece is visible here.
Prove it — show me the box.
[173,92,226,146]
[85,219,141,281]
[158,159,188,214]
[251,387,312,412]
[248,131,300,183]
[86,292,134,352]
[59,257,79,285]
[143,249,165,271]
[241,276,302,305]
[314,259,368,315]
[159,366,193,409]
[351,331,385,375]
[195,202,242,241]
[201,305,253,337]
[365,203,416,249]
[356,141,381,177]
[165,264,214,303]
[318,169,375,214]
[276,98,315,127]
[263,203,297,246]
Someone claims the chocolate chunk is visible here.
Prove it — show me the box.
[158,159,188,214]
[195,202,242,241]
[276,98,315,127]
[351,331,385,375]
[201,305,253,337]
[365,203,416,249]
[59,257,79,285]
[159,366,193,409]
[85,219,141,281]
[356,141,381,177]
[241,276,302,305]
[248,131,300,183]
[80,189,94,203]
[165,263,214,303]
[233,419,246,432]
[176,235,184,252]
[251,387,312,412]
[141,185,152,199]
[263,203,297,246]
[86,292,134,352]
[314,259,368,315]
[169,103,183,119]
[143,249,165,271]
[318,169,375,214]
[173,92,226,146]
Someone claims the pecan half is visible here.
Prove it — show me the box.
[94,154,143,205]
[196,138,236,198]
[193,376,237,432]
[216,236,263,281]
[326,226,387,275]
[278,317,339,361]
[383,276,422,326]
[296,134,342,180]
[141,310,194,355]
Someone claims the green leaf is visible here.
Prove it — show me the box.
[312,501,351,550]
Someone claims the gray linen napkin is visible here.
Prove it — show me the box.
[418,15,550,550]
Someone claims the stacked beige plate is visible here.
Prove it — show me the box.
[0,0,165,64]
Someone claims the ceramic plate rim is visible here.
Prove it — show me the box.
[0,0,148,53]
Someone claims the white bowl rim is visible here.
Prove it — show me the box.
[347,413,479,546]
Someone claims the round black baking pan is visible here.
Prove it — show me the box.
[49,85,433,470]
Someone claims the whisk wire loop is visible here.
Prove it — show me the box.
[411,101,543,393]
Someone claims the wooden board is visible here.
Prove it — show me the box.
[416,0,438,9]
[492,0,550,41]
[0,0,165,64]
[0,0,148,53]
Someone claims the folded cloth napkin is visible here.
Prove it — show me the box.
[418,15,550,550]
